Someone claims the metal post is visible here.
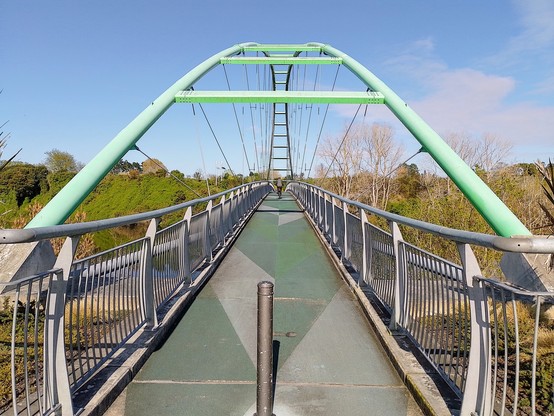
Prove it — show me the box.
[256,281,275,416]
[458,243,492,416]
[143,218,159,329]
[389,221,405,330]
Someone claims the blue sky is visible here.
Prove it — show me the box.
[1,0,553,176]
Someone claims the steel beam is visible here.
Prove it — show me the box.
[242,44,322,52]
[221,56,342,65]
[175,90,385,104]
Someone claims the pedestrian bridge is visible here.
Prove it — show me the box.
[1,43,554,416]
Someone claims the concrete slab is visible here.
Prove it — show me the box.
[277,286,400,386]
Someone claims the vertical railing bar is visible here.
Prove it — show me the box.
[531,295,541,416]
[422,251,431,356]
[437,257,447,371]
[429,253,438,363]
[100,257,109,359]
[34,277,45,415]
[511,296,520,413]
[66,266,75,386]
[122,247,132,339]
[407,246,416,341]
[460,267,469,389]
[75,264,85,382]
[499,289,508,416]
[107,251,116,354]
[133,243,142,328]
[427,253,437,362]
[94,254,102,369]
[490,287,499,412]
[438,256,448,371]
[116,252,125,347]
[446,264,456,384]
[22,279,32,413]
[11,284,21,415]
[83,259,93,375]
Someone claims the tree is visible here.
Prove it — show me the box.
[536,160,554,231]
[111,159,142,174]
[316,122,404,208]
[317,124,364,199]
[44,149,82,173]
[360,123,404,209]
[444,132,512,180]
[0,164,48,206]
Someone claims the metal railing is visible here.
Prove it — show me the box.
[0,181,271,416]
[288,181,554,416]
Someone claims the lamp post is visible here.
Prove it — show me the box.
[216,163,226,186]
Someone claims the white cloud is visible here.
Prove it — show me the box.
[332,38,554,161]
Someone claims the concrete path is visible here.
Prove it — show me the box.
[106,192,421,415]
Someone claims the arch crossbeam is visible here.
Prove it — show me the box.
[174,90,385,104]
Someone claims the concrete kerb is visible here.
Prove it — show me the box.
[75,194,269,416]
[293,193,456,416]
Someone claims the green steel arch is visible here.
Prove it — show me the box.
[26,43,531,237]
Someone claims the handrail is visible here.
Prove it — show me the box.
[0,181,270,243]
[289,181,554,254]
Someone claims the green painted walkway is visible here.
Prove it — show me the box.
[108,192,421,415]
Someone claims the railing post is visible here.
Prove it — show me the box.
[342,201,349,262]
[317,190,325,230]
[180,207,192,282]
[322,192,327,231]
[256,281,274,416]
[229,191,237,228]
[47,236,80,415]
[219,195,226,246]
[143,218,159,329]
[204,200,213,263]
[458,243,492,416]
[332,197,338,246]
[389,221,406,331]
[360,209,369,287]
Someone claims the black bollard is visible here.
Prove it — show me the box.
[256,281,275,416]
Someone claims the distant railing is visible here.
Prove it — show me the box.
[288,181,554,416]
[0,181,271,416]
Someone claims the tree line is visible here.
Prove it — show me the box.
[314,122,554,276]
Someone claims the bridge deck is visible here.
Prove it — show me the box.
[107,192,421,415]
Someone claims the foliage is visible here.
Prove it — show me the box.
[111,159,142,174]
[43,149,82,173]
[0,164,48,206]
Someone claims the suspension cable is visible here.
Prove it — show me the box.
[244,64,260,172]
[223,65,252,173]
[307,64,341,178]
[191,103,211,195]
[299,64,321,178]
[133,145,203,198]
[321,103,363,180]
[195,101,236,177]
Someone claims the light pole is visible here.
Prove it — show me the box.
[215,162,226,186]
